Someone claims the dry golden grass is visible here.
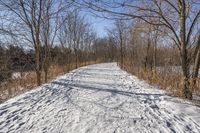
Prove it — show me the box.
[122,61,200,98]
[0,61,99,102]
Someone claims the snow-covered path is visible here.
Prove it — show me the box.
[0,63,200,133]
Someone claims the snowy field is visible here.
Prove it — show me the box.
[0,63,200,133]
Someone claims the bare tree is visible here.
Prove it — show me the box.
[0,0,70,85]
[192,32,200,87]
[109,20,128,69]
[41,0,61,82]
[75,0,200,99]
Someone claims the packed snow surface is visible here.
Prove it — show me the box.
[0,63,200,133]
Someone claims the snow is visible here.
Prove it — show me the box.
[12,72,30,79]
[0,63,200,133]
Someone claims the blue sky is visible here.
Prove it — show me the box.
[81,10,113,37]
[89,16,113,37]
[83,11,114,38]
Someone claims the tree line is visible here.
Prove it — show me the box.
[0,0,199,100]
[0,1,99,84]
[74,0,200,99]
[0,0,117,101]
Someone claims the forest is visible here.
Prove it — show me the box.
[0,1,200,133]
[0,0,199,102]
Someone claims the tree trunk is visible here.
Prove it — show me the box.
[179,0,192,99]
[120,41,123,69]
[181,42,190,98]
[36,46,41,86]
[153,29,158,73]
[44,66,48,83]
[144,35,151,71]
[75,48,78,69]
[192,34,200,88]
[44,46,48,83]
[36,69,41,86]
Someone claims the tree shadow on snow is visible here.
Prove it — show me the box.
[50,78,199,109]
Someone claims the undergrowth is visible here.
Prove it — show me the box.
[121,61,200,98]
[0,61,99,102]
